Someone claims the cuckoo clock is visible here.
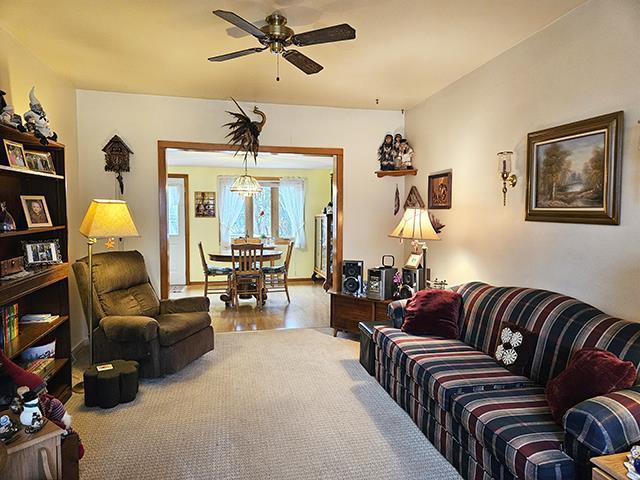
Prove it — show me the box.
[102,135,133,195]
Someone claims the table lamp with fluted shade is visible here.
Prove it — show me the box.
[389,208,440,269]
[73,200,139,393]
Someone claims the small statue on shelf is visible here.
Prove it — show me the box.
[397,139,414,169]
[0,90,26,132]
[377,134,396,170]
[0,202,16,232]
[24,87,57,145]
[0,415,19,443]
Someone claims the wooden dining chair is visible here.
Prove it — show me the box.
[230,243,265,309]
[262,240,294,302]
[198,242,232,298]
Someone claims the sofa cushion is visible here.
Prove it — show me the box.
[546,347,637,423]
[452,386,575,480]
[374,327,532,410]
[156,312,211,347]
[401,289,462,338]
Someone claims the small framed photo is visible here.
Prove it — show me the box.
[22,239,62,268]
[20,195,53,228]
[195,191,216,218]
[428,171,452,209]
[25,150,56,174]
[3,139,28,169]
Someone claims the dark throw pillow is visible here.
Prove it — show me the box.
[494,323,537,376]
[546,347,637,424]
[400,289,462,338]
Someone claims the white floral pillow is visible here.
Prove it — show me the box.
[494,323,536,375]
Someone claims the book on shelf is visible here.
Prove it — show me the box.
[25,357,56,380]
[20,313,60,324]
[0,303,19,348]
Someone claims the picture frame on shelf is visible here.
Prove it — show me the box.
[526,111,623,225]
[428,171,452,209]
[22,239,62,268]
[194,191,216,218]
[3,139,28,170]
[20,195,53,228]
[24,150,56,175]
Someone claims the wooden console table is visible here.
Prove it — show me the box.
[330,291,392,336]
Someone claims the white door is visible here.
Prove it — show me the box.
[167,176,187,285]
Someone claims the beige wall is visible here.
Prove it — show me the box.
[405,0,640,320]
[167,166,331,281]
[0,27,84,346]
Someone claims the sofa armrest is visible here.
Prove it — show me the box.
[387,299,409,328]
[563,386,640,454]
[160,296,210,314]
[99,316,159,343]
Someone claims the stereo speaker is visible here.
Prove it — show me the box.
[342,260,364,296]
[401,267,425,292]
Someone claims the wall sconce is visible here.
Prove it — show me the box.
[497,151,517,206]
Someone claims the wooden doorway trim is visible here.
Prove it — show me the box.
[158,141,343,299]
[167,173,190,286]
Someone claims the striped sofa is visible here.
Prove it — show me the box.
[373,282,640,480]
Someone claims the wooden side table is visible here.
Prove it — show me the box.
[1,415,64,480]
[330,291,392,335]
[591,452,629,480]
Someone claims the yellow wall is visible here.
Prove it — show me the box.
[167,166,332,282]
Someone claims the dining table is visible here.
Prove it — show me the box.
[209,248,283,305]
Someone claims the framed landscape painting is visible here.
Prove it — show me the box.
[526,111,623,225]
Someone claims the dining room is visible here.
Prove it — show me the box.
[163,145,338,332]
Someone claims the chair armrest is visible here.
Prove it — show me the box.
[563,386,640,454]
[99,316,159,343]
[160,296,210,314]
[387,299,409,328]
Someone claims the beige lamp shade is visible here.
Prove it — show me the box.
[389,208,440,241]
[79,199,139,239]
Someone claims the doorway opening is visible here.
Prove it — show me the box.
[158,141,343,300]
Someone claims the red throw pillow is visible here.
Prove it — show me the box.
[401,289,462,338]
[546,347,637,423]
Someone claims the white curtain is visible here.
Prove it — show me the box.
[279,177,306,248]
[218,176,245,247]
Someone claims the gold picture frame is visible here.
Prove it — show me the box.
[20,195,53,228]
[25,150,56,174]
[3,139,28,170]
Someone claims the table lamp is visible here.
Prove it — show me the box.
[73,199,139,393]
[389,208,440,270]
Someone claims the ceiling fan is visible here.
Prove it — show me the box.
[208,10,356,77]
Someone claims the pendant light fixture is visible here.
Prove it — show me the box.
[230,162,262,197]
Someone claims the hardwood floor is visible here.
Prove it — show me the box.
[171,283,331,333]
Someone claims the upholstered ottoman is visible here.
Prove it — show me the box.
[358,320,392,375]
[84,360,139,408]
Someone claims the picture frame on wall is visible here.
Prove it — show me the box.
[3,139,28,170]
[20,195,53,228]
[25,150,56,174]
[22,239,62,268]
[428,171,452,209]
[525,111,623,225]
[403,186,425,210]
[195,191,216,218]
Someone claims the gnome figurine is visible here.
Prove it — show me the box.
[0,90,26,132]
[24,87,57,145]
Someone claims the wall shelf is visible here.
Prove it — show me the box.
[375,169,418,178]
[0,165,65,180]
[0,226,66,239]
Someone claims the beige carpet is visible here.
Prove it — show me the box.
[67,328,461,480]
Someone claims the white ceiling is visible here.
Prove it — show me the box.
[167,148,333,170]
[0,0,586,110]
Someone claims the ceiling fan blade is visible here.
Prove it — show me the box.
[292,23,356,46]
[213,10,266,39]
[283,50,323,75]
[208,47,267,62]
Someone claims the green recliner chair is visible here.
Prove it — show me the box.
[73,250,214,378]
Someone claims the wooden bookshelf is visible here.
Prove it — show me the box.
[375,169,418,178]
[0,123,72,403]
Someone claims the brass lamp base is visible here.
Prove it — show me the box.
[71,380,84,394]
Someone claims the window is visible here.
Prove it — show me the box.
[166,184,181,237]
[219,176,306,247]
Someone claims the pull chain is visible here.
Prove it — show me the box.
[276,53,280,82]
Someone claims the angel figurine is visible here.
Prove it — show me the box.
[378,134,396,170]
[24,87,57,145]
[398,139,414,169]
